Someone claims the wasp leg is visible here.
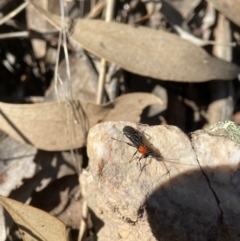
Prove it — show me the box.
[160,159,171,179]
[129,150,138,163]
[137,156,149,180]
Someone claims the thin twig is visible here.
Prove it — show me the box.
[173,24,236,47]
[0,1,29,25]
[54,32,62,101]
[59,0,81,175]
[0,31,29,39]
[96,0,115,104]
[78,200,88,241]
[60,0,73,99]
[87,0,106,19]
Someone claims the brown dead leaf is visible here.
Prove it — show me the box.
[26,3,48,58]
[0,195,67,241]
[45,52,98,102]
[0,134,78,240]
[0,135,37,197]
[0,93,162,151]
[29,175,81,228]
[0,134,37,240]
[29,1,240,82]
[207,0,240,27]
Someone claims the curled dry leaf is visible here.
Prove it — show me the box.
[0,196,67,241]
[0,93,162,151]
[207,0,240,27]
[80,121,240,241]
[30,1,240,82]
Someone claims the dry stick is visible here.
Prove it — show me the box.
[59,5,83,240]
[77,0,91,238]
[80,2,116,240]
[96,0,115,104]
[54,31,62,101]
[0,1,30,39]
[60,0,72,100]
[0,31,29,39]
[60,0,81,174]
[0,1,29,25]
[78,200,88,241]
[173,24,236,47]
[87,0,106,19]
[81,2,115,240]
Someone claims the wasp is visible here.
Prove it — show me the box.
[112,125,168,174]
[122,126,161,162]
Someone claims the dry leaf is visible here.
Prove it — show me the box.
[0,93,162,151]
[0,134,37,240]
[80,121,240,240]
[29,1,240,82]
[0,135,37,197]
[0,135,77,240]
[45,52,98,102]
[26,2,49,58]
[0,196,67,241]
[207,0,240,27]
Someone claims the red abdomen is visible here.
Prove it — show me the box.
[138,145,147,155]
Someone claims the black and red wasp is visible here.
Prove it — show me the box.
[122,126,159,161]
[112,125,169,174]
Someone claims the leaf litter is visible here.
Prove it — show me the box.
[1,1,240,240]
